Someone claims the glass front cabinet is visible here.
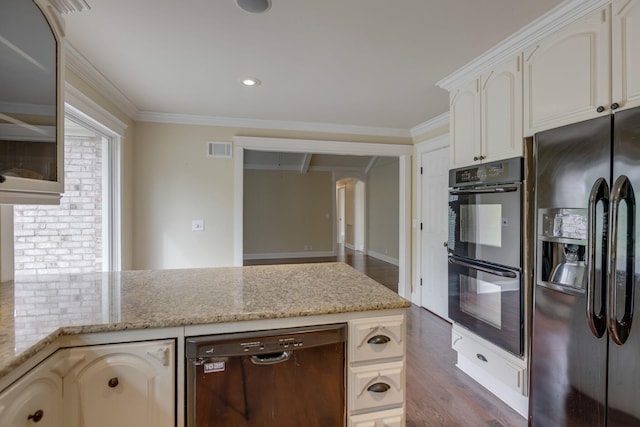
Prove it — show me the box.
[0,0,64,204]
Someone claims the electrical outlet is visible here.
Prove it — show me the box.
[192,219,204,232]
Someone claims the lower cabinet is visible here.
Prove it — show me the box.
[0,339,175,427]
[349,407,405,427]
[348,314,406,425]
[63,340,175,427]
[0,351,65,427]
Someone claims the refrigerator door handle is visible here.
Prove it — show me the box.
[587,178,609,338]
[608,175,636,346]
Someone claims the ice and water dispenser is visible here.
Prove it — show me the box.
[537,209,588,291]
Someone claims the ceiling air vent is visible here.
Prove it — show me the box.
[207,141,232,158]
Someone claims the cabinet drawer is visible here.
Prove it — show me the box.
[350,315,404,363]
[349,361,404,412]
[451,330,524,392]
[348,407,404,427]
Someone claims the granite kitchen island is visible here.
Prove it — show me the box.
[0,262,410,426]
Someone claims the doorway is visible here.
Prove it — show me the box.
[336,178,365,253]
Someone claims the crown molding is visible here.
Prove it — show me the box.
[65,42,139,118]
[410,112,449,138]
[436,0,611,91]
[136,111,412,138]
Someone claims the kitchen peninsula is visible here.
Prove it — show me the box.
[0,262,409,427]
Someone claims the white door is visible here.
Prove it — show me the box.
[420,145,450,319]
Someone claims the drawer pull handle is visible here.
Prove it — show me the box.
[367,335,391,345]
[28,409,44,422]
[108,377,119,388]
[476,353,488,362]
[367,382,391,393]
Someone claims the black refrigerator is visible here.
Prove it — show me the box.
[530,106,640,426]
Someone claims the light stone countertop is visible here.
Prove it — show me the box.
[0,262,410,380]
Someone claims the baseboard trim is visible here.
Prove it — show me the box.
[243,251,335,260]
[367,250,399,266]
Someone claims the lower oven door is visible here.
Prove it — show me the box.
[186,325,346,427]
[448,255,522,356]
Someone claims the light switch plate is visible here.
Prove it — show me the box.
[192,219,204,231]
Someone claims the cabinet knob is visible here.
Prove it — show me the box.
[0,175,5,183]
[27,409,44,423]
[473,156,480,161]
[443,241,448,248]
[476,353,488,362]
[108,377,119,388]
[611,102,620,110]
[596,106,606,113]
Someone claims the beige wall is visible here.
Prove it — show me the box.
[367,158,399,261]
[243,170,333,256]
[132,122,237,269]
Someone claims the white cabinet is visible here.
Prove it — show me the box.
[450,56,523,168]
[349,407,405,427]
[451,325,528,417]
[0,0,65,204]
[63,340,175,427]
[523,0,640,136]
[348,314,406,424]
[612,0,640,111]
[0,351,65,427]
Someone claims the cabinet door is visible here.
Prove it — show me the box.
[64,340,175,427]
[612,0,640,111]
[523,7,610,135]
[349,407,405,427]
[0,353,64,427]
[450,79,481,168]
[481,56,523,162]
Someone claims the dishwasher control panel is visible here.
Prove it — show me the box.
[186,323,346,358]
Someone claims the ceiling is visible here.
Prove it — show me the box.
[61,0,566,137]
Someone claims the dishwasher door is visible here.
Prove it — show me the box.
[186,324,346,427]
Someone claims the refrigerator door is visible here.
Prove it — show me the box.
[530,115,611,427]
[607,106,640,426]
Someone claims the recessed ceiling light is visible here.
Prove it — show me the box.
[241,77,261,87]
[236,0,271,13]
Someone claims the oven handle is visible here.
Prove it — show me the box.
[449,186,519,195]
[448,256,517,278]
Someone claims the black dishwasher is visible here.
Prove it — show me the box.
[186,324,346,427]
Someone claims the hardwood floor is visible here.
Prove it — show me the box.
[244,249,525,426]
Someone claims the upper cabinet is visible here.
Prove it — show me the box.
[450,56,523,168]
[0,0,64,204]
[524,1,640,135]
[612,0,640,111]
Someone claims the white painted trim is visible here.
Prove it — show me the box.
[436,0,611,91]
[234,136,414,156]
[410,112,450,138]
[234,137,412,293]
[243,251,335,260]
[65,83,128,135]
[367,250,399,267]
[415,133,450,153]
[398,154,411,300]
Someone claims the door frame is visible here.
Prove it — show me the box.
[233,136,413,298]
[414,134,449,305]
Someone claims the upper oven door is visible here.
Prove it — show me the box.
[448,183,522,268]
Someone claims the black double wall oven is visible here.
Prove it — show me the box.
[448,157,524,356]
